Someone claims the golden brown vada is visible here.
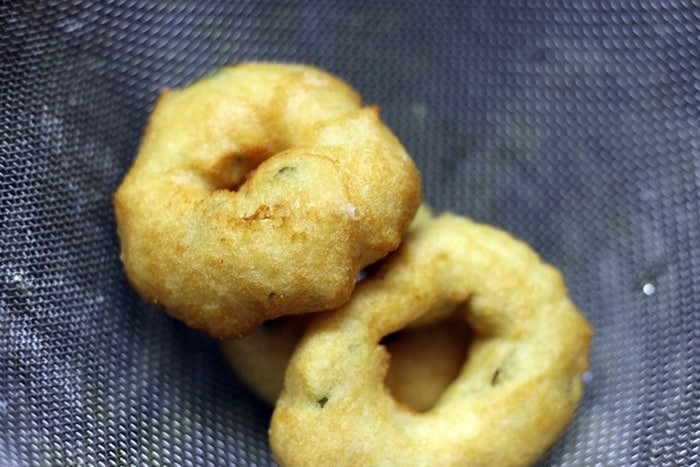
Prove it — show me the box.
[114,62,422,339]
[269,213,592,467]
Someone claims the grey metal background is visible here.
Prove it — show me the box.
[1,1,698,465]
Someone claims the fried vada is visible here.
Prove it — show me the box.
[114,62,422,338]
[270,213,592,466]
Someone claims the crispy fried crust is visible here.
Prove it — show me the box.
[114,63,422,338]
[269,213,592,467]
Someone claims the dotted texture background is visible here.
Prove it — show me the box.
[1,1,698,465]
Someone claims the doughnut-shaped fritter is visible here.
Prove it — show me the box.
[114,63,422,338]
[269,213,592,467]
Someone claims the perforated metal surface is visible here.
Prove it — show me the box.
[2,1,698,465]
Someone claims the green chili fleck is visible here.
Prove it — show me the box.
[277,166,297,175]
[491,369,501,386]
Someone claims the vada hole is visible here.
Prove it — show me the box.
[381,313,471,413]
[209,150,269,191]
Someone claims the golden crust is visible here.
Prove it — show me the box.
[269,213,592,467]
[113,63,422,338]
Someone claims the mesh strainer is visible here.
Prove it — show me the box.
[2,1,698,465]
